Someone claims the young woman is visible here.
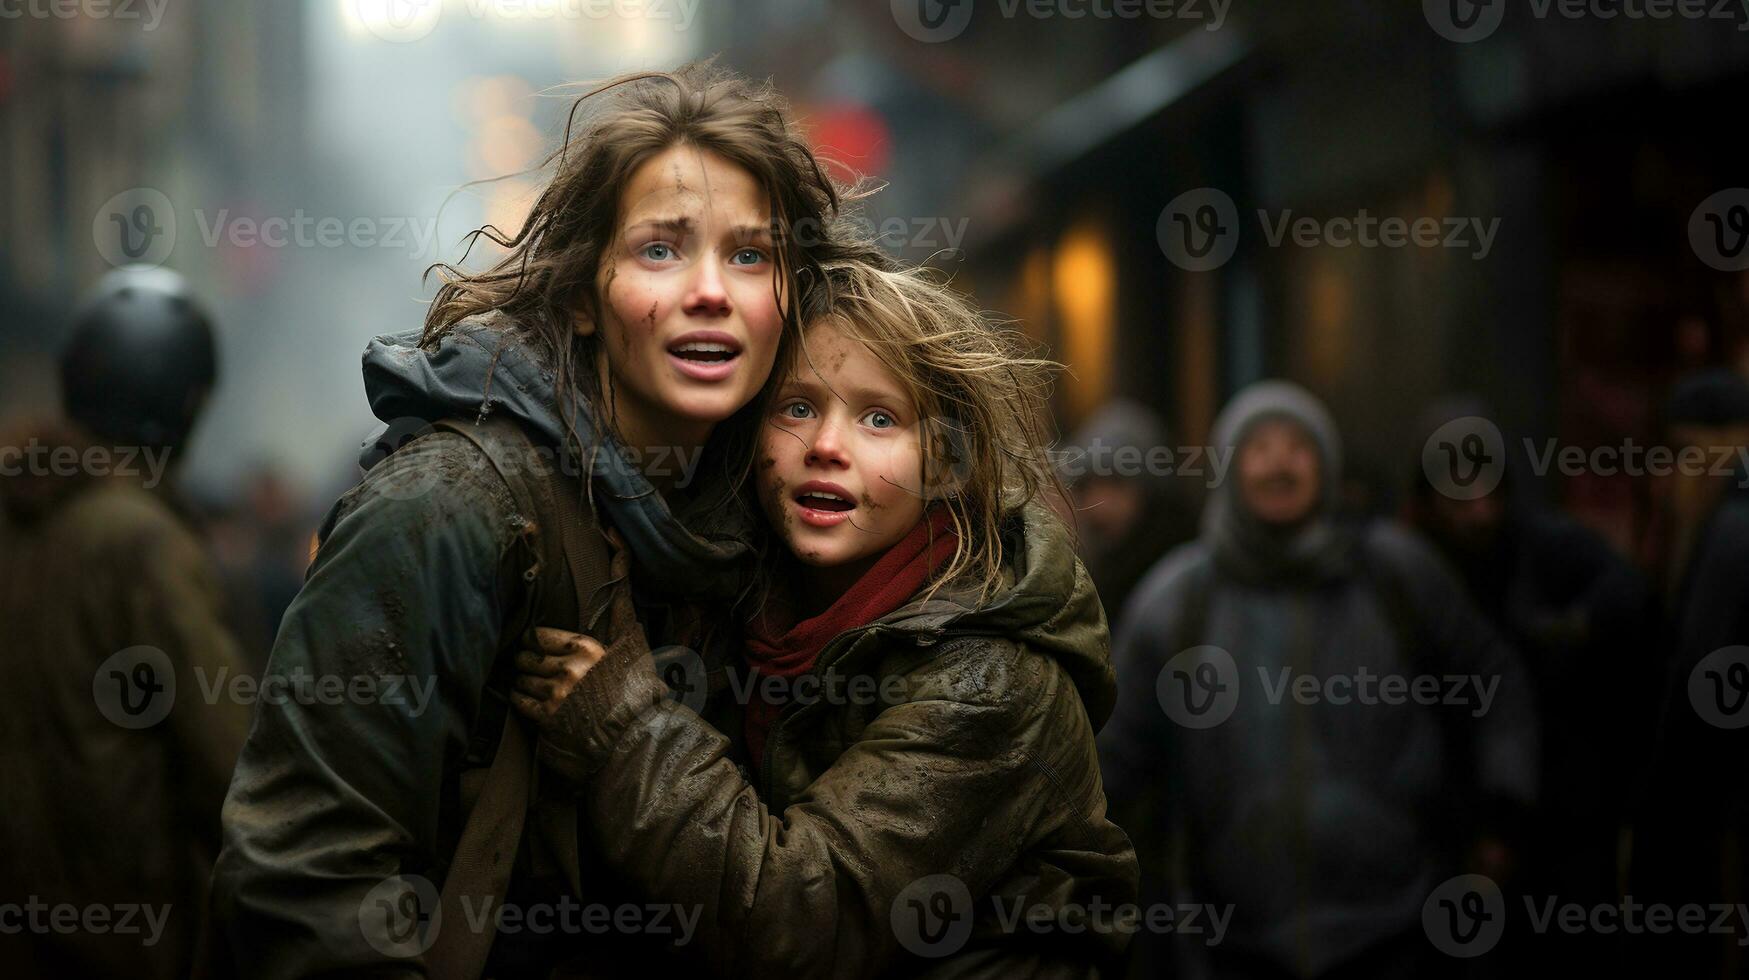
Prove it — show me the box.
[211,64,850,977]
[512,257,1140,977]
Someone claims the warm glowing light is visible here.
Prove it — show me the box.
[1052,221,1116,425]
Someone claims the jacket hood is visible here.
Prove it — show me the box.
[361,314,757,600]
[883,500,1117,727]
[1202,379,1355,585]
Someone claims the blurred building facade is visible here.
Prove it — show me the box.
[720,0,1749,555]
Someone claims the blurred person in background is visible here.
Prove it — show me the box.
[1630,367,1749,977]
[1060,398,1197,626]
[1100,380,1538,979]
[0,265,253,979]
[1403,398,1654,972]
[200,465,317,671]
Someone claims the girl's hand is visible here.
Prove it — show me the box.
[508,528,660,781]
[511,627,607,732]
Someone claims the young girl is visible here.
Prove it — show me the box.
[512,256,1139,977]
[211,64,850,976]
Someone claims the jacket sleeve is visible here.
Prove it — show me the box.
[211,433,524,979]
[560,634,1109,979]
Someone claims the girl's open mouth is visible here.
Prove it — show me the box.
[794,483,856,527]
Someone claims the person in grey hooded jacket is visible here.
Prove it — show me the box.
[1098,380,1538,979]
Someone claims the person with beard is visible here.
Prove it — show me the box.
[1404,402,1653,972]
[1099,381,1538,979]
[1060,399,1198,628]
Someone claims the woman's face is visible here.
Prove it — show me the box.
[757,320,928,584]
[584,143,784,454]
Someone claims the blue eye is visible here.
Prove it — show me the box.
[641,243,675,262]
[781,402,814,420]
[730,247,767,266]
[865,410,895,429]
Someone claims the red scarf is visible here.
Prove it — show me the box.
[742,508,957,772]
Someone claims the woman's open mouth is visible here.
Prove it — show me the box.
[794,481,855,527]
[667,332,743,382]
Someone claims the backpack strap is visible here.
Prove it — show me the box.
[424,416,613,980]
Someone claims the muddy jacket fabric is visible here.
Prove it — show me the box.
[0,420,252,980]
[543,502,1138,979]
[210,317,760,978]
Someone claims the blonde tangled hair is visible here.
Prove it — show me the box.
[776,248,1068,608]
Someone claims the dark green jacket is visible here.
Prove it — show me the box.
[211,318,759,977]
[556,502,1139,978]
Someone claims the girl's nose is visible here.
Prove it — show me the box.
[805,417,851,468]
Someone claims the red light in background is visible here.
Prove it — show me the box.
[806,103,890,182]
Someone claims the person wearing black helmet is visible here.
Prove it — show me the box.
[0,265,251,980]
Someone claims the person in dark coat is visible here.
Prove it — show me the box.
[1403,401,1654,971]
[1631,369,1749,976]
[1099,380,1538,979]
[0,265,253,980]
[1060,398,1198,628]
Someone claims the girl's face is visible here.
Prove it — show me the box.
[758,320,928,584]
[585,144,784,453]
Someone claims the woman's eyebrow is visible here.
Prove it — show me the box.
[626,216,694,237]
[727,222,774,243]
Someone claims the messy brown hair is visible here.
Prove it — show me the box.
[420,61,848,480]
[772,249,1068,607]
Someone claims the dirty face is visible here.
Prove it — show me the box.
[757,320,928,589]
[1235,416,1322,528]
[583,144,784,453]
